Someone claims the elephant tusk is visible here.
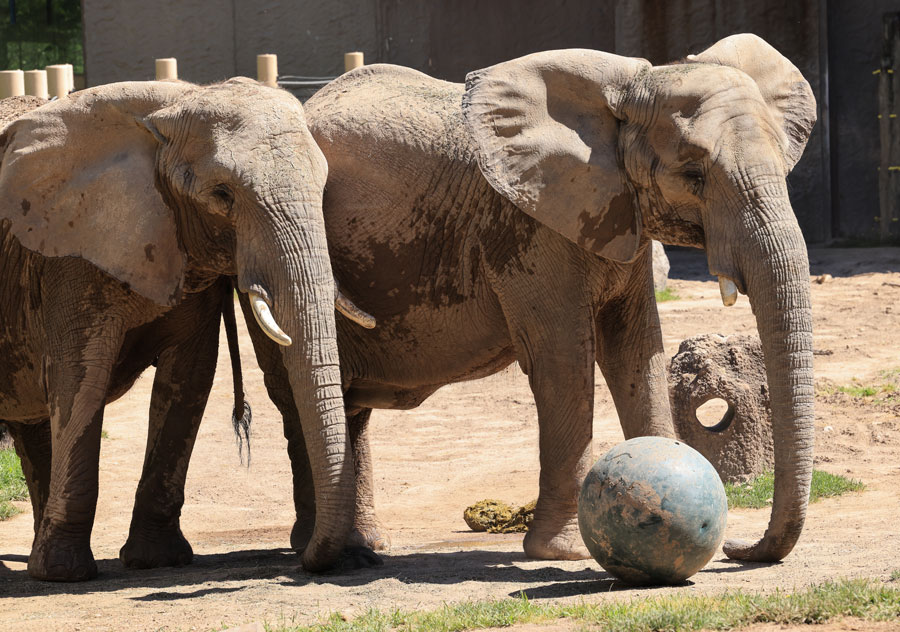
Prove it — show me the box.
[333,278,376,329]
[336,292,377,329]
[718,277,738,307]
[249,291,293,346]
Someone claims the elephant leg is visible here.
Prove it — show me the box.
[28,323,123,581]
[500,277,595,561]
[347,407,390,552]
[5,419,52,540]
[119,303,220,569]
[595,256,675,440]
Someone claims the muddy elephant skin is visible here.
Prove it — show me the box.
[0,79,351,581]
[245,34,816,567]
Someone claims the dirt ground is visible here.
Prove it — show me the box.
[1,247,899,632]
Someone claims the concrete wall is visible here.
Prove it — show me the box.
[83,0,882,242]
[613,0,828,242]
[82,0,235,85]
[827,0,898,241]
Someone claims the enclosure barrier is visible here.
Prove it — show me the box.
[0,51,365,103]
[46,64,72,98]
[344,52,364,72]
[155,58,178,81]
[24,70,48,99]
[0,70,24,98]
[879,13,900,240]
[257,54,278,87]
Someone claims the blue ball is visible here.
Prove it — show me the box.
[577,436,727,585]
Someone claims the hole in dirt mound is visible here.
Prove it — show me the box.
[694,398,734,432]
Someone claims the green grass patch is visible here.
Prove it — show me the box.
[725,469,865,510]
[891,569,900,582]
[0,447,28,520]
[101,430,109,440]
[654,287,680,302]
[264,578,900,632]
[817,370,900,405]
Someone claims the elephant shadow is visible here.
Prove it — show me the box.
[0,547,661,600]
[0,549,755,600]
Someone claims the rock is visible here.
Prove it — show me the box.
[668,333,773,484]
[652,240,670,292]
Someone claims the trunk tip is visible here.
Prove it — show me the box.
[723,538,755,560]
[723,537,790,563]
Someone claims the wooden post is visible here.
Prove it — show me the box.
[257,54,278,87]
[155,58,178,81]
[879,12,900,241]
[24,70,48,99]
[0,70,25,98]
[46,65,69,98]
[344,52,364,73]
[64,63,75,92]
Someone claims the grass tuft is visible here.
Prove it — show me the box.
[817,370,900,405]
[0,447,28,520]
[265,578,900,632]
[725,469,865,509]
[654,287,680,302]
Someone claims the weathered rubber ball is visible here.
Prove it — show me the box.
[577,436,727,585]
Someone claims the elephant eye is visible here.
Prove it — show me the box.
[681,164,705,196]
[211,184,235,211]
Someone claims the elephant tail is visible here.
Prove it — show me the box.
[223,281,252,466]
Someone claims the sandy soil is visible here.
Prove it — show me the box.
[1,247,899,632]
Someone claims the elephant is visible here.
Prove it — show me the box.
[0,79,372,580]
[245,33,816,566]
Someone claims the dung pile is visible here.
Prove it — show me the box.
[463,499,536,533]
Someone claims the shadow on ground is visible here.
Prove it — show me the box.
[0,548,771,602]
[666,246,900,282]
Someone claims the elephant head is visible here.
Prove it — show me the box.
[0,79,362,570]
[463,34,816,563]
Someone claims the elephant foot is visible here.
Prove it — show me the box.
[292,519,385,571]
[290,518,314,553]
[523,519,591,561]
[119,525,193,569]
[336,545,384,571]
[348,517,391,552]
[28,536,97,582]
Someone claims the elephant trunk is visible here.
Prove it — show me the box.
[236,197,353,572]
[723,198,814,562]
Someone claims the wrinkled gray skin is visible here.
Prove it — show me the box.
[251,34,816,566]
[0,80,351,580]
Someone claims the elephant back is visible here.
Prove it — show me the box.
[0,96,46,137]
[306,64,477,167]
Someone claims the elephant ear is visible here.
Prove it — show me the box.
[687,33,816,172]
[0,81,189,306]
[462,49,651,263]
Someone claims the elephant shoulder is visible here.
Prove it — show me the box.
[307,64,467,158]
